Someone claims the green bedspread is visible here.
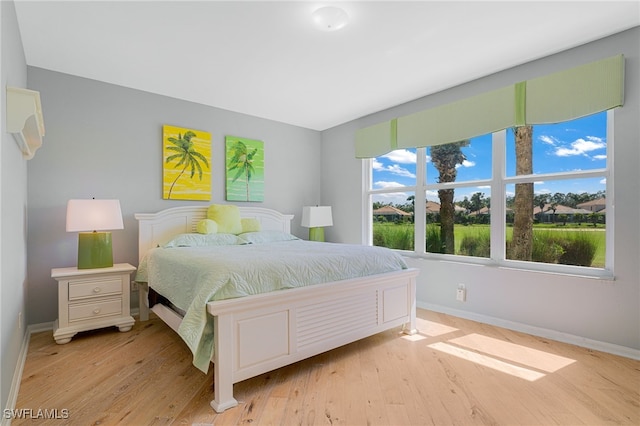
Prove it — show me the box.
[136,238,407,373]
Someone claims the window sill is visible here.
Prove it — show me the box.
[399,251,615,282]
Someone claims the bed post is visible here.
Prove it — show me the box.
[402,275,418,335]
[210,314,238,413]
[138,282,149,321]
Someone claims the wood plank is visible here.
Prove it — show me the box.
[12,310,640,425]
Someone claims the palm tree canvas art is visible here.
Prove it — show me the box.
[225,136,264,202]
[163,125,211,200]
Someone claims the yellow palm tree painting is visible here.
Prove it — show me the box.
[225,136,264,202]
[163,125,211,200]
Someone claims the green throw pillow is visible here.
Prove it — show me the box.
[241,218,261,233]
[207,204,243,234]
[196,219,218,234]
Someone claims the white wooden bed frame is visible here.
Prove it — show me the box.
[135,205,418,413]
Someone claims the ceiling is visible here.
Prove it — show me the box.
[13,1,640,131]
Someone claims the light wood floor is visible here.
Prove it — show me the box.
[13,309,640,425]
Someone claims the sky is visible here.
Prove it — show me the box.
[372,111,608,206]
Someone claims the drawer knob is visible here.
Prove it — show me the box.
[93,308,101,315]
[93,287,102,293]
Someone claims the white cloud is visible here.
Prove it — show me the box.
[554,138,606,157]
[386,164,416,178]
[374,181,406,189]
[374,161,416,178]
[455,160,476,169]
[372,192,410,206]
[539,135,558,145]
[599,178,607,185]
[586,136,605,143]
[381,149,416,164]
[376,150,417,178]
[592,154,607,160]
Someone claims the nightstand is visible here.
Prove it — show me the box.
[51,263,136,344]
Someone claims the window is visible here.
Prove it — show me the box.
[367,111,611,275]
[371,149,416,251]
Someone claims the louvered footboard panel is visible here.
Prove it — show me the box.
[296,290,378,350]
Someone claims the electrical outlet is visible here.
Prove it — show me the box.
[456,284,466,302]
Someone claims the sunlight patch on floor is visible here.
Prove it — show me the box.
[401,333,427,342]
[428,342,547,381]
[417,318,579,381]
[449,333,576,373]
[417,318,459,337]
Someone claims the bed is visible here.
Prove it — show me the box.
[135,205,418,413]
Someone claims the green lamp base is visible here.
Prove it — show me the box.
[78,232,114,269]
[308,227,325,242]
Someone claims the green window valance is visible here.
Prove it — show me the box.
[355,119,397,159]
[355,54,624,158]
[524,54,624,124]
[396,85,516,151]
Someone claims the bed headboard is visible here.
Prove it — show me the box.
[135,206,294,261]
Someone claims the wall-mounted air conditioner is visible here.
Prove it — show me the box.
[6,86,45,159]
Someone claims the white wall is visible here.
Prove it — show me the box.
[0,0,29,414]
[25,69,322,325]
[321,27,640,355]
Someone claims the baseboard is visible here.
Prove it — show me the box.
[1,322,53,426]
[27,321,54,333]
[419,302,640,361]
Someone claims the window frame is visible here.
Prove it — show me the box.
[364,110,614,279]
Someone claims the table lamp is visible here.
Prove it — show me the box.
[66,199,124,269]
[301,206,333,242]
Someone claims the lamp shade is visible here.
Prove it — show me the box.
[301,206,333,228]
[66,199,124,232]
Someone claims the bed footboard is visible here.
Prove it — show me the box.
[135,206,418,413]
[207,268,418,412]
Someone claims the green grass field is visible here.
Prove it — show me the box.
[373,223,606,268]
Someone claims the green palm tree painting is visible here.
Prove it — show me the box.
[163,125,211,200]
[225,136,264,202]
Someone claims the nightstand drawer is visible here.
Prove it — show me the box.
[69,298,122,321]
[69,278,122,300]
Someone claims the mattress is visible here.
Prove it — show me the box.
[135,232,408,372]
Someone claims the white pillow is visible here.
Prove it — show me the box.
[238,231,300,245]
[163,233,240,248]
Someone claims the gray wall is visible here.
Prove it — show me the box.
[26,69,322,325]
[321,27,640,354]
[1,0,29,413]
